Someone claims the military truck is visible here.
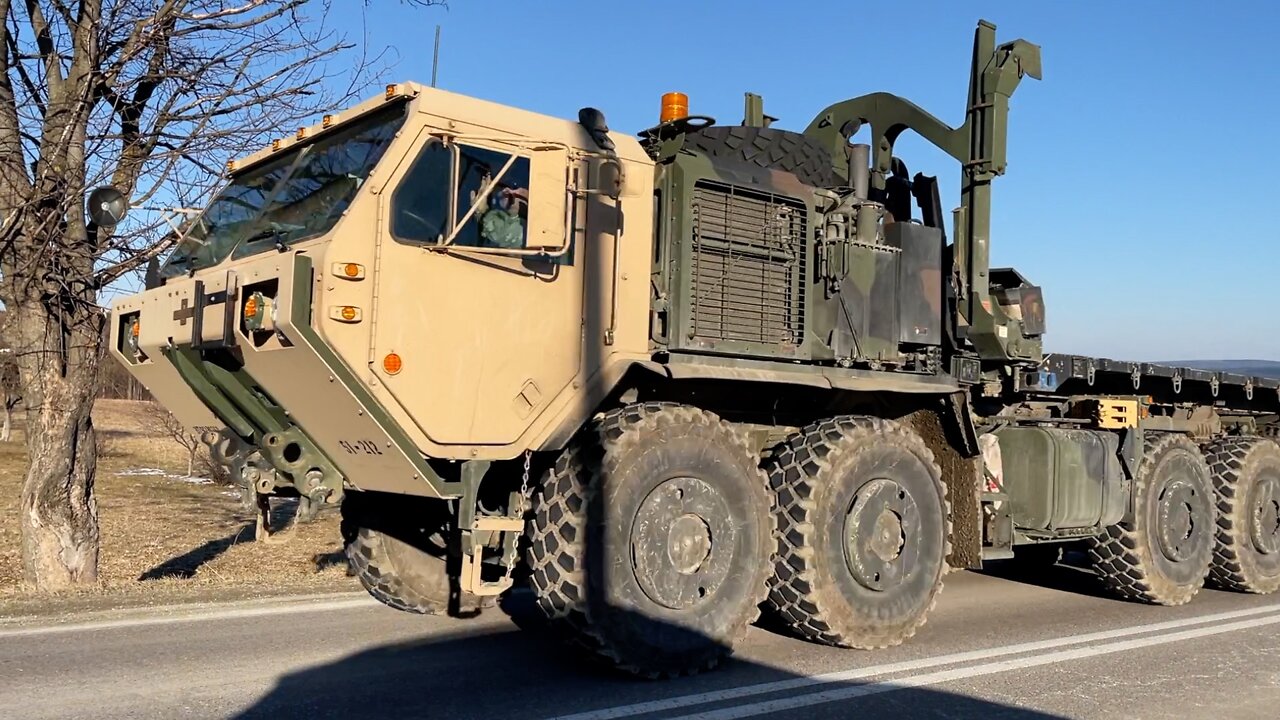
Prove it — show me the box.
[105,19,1280,678]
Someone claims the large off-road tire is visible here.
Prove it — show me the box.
[1205,436,1280,594]
[524,402,772,678]
[764,416,951,649]
[341,492,492,615]
[1088,432,1215,606]
[683,126,836,188]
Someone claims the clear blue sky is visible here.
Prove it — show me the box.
[334,1,1279,361]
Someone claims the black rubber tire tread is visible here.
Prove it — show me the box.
[1206,436,1280,594]
[524,402,772,679]
[345,528,448,614]
[764,416,952,649]
[683,126,836,188]
[342,498,494,616]
[1087,432,1215,606]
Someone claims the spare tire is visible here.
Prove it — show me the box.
[683,126,837,188]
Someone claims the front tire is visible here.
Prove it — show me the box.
[341,491,492,615]
[1088,432,1215,606]
[524,403,772,678]
[1206,436,1280,594]
[764,416,950,649]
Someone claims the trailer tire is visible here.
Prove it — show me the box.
[1205,437,1280,594]
[524,402,772,678]
[764,416,950,649]
[341,492,493,616]
[1088,432,1215,606]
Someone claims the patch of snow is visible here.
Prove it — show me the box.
[116,467,219,487]
[116,467,169,476]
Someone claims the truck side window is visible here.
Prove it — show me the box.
[391,142,451,243]
[454,145,531,250]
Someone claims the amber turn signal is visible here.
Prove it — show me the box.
[383,353,402,375]
[243,295,259,320]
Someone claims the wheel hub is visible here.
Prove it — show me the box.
[844,478,918,592]
[1251,475,1280,556]
[631,477,734,610]
[1157,479,1202,563]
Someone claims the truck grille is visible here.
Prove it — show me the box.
[689,181,807,349]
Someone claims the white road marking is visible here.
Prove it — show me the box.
[670,611,1280,719]
[0,595,378,638]
[548,602,1280,720]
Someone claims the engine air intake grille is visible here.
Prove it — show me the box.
[689,181,807,350]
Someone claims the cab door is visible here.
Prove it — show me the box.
[370,132,582,448]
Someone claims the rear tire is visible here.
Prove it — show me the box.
[764,416,950,649]
[341,492,493,615]
[1205,436,1280,594]
[524,403,771,678]
[1087,432,1215,606]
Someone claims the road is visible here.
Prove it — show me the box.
[4,559,1280,720]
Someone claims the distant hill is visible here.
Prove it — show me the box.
[1159,360,1280,379]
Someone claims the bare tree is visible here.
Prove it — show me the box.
[154,401,199,477]
[0,0,443,589]
[0,348,18,442]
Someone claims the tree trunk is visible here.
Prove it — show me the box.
[14,296,103,590]
[1,402,11,442]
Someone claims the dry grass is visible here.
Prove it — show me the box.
[0,399,357,616]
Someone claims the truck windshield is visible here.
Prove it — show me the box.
[160,103,408,277]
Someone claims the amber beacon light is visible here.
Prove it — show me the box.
[660,92,688,123]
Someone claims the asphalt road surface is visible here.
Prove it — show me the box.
[4,559,1280,720]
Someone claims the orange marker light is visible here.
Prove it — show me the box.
[343,263,361,278]
[340,306,357,321]
[243,295,259,320]
[383,353,402,375]
[660,91,688,123]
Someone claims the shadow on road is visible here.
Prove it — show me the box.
[231,591,1068,720]
[976,549,1117,601]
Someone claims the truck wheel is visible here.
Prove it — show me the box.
[764,416,950,649]
[1088,432,1215,606]
[1205,437,1280,594]
[341,492,492,615]
[524,402,771,678]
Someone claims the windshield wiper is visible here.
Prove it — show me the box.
[242,225,291,253]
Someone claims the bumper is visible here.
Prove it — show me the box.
[109,252,454,500]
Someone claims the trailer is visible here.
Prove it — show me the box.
[103,19,1280,679]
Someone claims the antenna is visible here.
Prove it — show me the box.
[431,25,441,88]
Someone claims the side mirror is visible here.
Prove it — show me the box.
[144,257,161,289]
[529,146,571,248]
[87,186,129,227]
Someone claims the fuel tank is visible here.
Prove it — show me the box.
[994,426,1126,532]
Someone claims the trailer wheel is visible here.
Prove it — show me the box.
[341,492,493,615]
[1205,437,1280,594]
[1088,432,1215,606]
[764,416,950,649]
[524,402,771,678]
